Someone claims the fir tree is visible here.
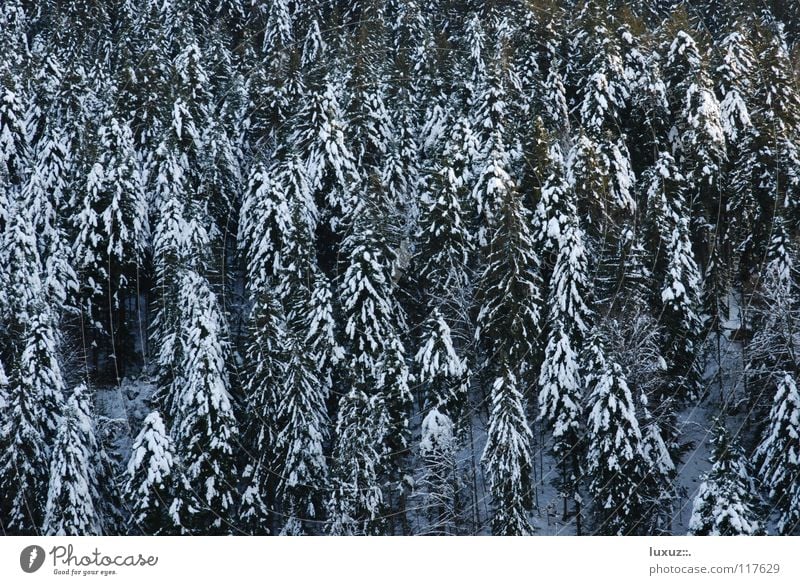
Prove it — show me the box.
[416,308,469,420]
[42,393,100,536]
[688,420,764,536]
[538,218,592,532]
[171,268,239,535]
[239,285,286,535]
[69,383,125,535]
[0,318,53,534]
[482,368,534,535]
[475,174,543,377]
[22,127,78,310]
[124,411,181,535]
[339,198,402,380]
[273,338,329,535]
[645,151,705,402]
[327,388,387,536]
[586,360,650,535]
[754,373,800,535]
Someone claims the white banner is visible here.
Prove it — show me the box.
[2,536,798,584]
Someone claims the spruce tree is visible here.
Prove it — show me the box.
[42,391,100,536]
[273,338,329,535]
[586,360,650,535]
[239,285,286,534]
[416,308,469,420]
[475,173,543,377]
[755,373,800,534]
[688,420,763,536]
[537,216,592,531]
[22,127,78,310]
[482,367,534,535]
[0,318,53,534]
[124,411,181,535]
[327,388,387,536]
[171,268,239,535]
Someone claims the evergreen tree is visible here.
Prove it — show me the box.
[482,367,534,535]
[688,420,764,536]
[0,71,30,192]
[124,411,181,535]
[532,139,573,275]
[327,388,387,536]
[660,217,705,399]
[754,373,800,534]
[273,338,329,535]
[291,76,360,234]
[339,198,402,380]
[716,28,755,145]
[734,26,800,274]
[0,315,54,534]
[42,392,100,536]
[663,23,726,271]
[538,218,592,532]
[645,151,705,402]
[22,128,78,310]
[586,360,650,535]
[416,308,469,420]
[475,174,543,377]
[171,268,239,535]
[239,285,286,534]
[415,124,474,309]
[748,217,800,389]
[69,383,125,535]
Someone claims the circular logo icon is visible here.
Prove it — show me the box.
[20,545,46,573]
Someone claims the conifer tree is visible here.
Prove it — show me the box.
[171,268,239,535]
[482,367,534,535]
[239,285,286,534]
[327,388,387,536]
[124,411,181,535]
[645,151,705,402]
[73,111,148,376]
[660,217,705,399]
[4,213,66,440]
[755,373,800,535]
[663,24,726,268]
[716,28,755,145]
[416,308,469,420]
[22,128,78,310]
[150,196,210,418]
[475,172,543,377]
[538,217,592,530]
[415,127,474,308]
[734,26,800,272]
[42,391,100,536]
[273,338,329,535]
[532,140,573,276]
[0,72,30,191]
[339,198,401,380]
[291,77,360,234]
[688,420,764,536]
[748,217,800,389]
[69,383,125,535]
[0,318,53,534]
[586,360,650,535]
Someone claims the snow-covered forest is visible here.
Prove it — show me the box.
[1,0,800,537]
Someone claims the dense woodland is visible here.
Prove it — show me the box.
[1,0,800,537]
